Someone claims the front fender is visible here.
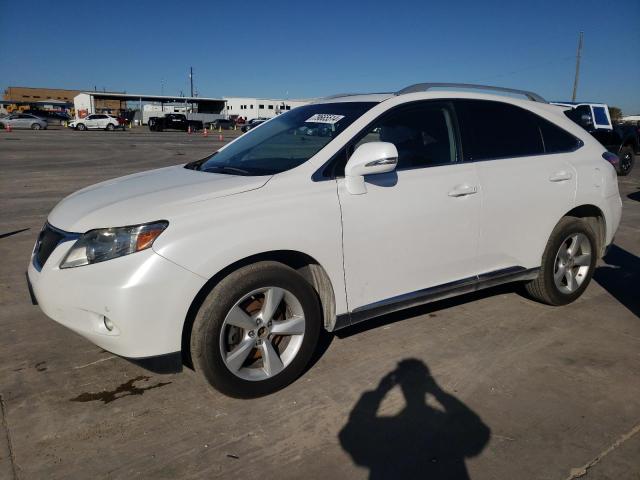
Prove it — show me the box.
[152,175,348,316]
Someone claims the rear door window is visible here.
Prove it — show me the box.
[455,100,544,160]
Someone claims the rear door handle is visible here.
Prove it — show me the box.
[549,171,573,182]
[448,184,478,197]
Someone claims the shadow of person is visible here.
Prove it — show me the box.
[339,359,490,480]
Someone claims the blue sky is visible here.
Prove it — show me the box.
[1,0,639,113]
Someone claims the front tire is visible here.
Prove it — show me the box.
[76,123,86,131]
[525,217,597,306]
[618,146,635,176]
[191,261,321,398]
[106,123,115,131]
[31,123,41,130]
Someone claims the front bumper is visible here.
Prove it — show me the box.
[27,242,206,359]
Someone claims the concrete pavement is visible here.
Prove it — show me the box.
[1,128,639,479]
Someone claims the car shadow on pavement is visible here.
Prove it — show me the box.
[627,190,640,202]
[339,359,491,480]
[593,244,640,318]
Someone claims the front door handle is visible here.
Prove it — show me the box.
[448,184,478,197]
[549,171,573,182]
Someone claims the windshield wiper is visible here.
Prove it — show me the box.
[184,156,209,170]
[203,165,252,175]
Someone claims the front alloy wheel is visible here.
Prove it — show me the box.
[191,261,321,397]
[220,287,306,381]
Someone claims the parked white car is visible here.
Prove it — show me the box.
[69,114,119,131]
[28,83,622,397]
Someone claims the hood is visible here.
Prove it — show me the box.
[48,165,271,232]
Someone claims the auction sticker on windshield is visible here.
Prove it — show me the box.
[305,114,345,124]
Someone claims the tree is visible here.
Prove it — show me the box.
[609,106,623,122]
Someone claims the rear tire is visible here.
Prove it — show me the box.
[31,123,41,130]
[76,123,86,131]
[618,146,635,176]
[190,261,321,398]
[106,123,115,131]
[525,217,598,306]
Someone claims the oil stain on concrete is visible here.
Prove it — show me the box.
[70,376,171,404]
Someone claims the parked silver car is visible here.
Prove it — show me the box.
[0,113,48,130]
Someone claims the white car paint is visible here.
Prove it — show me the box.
[339,161,481,309]
[28,89,622,362]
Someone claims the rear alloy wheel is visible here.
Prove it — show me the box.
[31,123,41,130]
[618,146,635,176]
[552,232,592,295]
[191,261,321,397]
[525,217,597,305]
[106,123,115,131]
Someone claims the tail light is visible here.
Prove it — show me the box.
[602,151,619,168]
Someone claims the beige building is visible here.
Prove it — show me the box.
[3,86,122,111]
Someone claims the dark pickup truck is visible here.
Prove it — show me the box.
[557,103,639,176]
[591,124,639,176]
[148,114,203,132]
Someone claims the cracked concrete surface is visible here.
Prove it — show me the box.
[1,129,639,479]
[566,424,640,479]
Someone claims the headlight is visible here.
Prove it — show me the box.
[60,221,168,268]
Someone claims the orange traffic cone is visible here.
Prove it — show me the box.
[203,128,208,137]
[187,126,192,135]
[6,124,12,132]
[218,134,223,141]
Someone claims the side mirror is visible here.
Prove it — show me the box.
[344,142,398,195]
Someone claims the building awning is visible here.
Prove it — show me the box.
[79,92,225,103]
[37,99,70,104]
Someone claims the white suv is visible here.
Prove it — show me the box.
[28,83,622,397]
[69,114,120,131]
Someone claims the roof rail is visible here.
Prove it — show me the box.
[396,83,547,103]
[321,93,364,100]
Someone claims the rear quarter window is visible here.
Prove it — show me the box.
[537,117,581,153]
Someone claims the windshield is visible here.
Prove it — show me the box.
[187,102,376,175]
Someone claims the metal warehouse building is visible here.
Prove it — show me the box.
[224,97,309,121]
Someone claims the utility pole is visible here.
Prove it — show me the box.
[571,32,583,102]
[189,67,194,113]
[189,67,194,98]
